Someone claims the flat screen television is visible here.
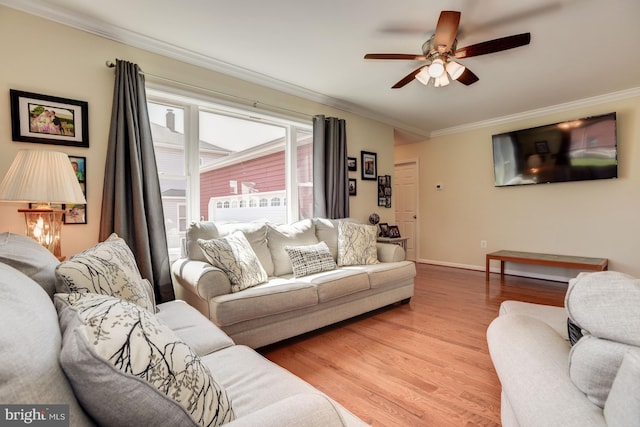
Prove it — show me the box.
[492,112,618,187]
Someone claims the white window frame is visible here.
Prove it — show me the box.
[146,84,312,227]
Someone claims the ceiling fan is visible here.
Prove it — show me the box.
[364,11,531,89]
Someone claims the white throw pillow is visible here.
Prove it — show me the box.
[198,231,268,292]
[337,221,379,266]
[55,233,155,313]
[285,241,337,277]
[55,292,235,427]
[565,271,640,346]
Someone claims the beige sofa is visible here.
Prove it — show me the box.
[171,218,416,348]
[487,271,640,427]
[0,232,368,427]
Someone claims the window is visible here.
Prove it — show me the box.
[147,89,313,260]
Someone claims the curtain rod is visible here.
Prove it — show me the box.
[105,60,313,119]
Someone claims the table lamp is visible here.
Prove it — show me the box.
[0,150,86,258]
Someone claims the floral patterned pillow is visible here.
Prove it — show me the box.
[55,292,235,427]
[55,233,155,313]
[198,231,268,292]
[337,222,379,266]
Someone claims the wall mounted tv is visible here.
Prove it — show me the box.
[492,112,617,187]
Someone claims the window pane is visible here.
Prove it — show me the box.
[148,102,185,176]
[297,129,313,219]
[149,102,186,261]
[199,110,288,223]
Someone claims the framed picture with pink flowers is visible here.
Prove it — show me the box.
[10,89,89,147]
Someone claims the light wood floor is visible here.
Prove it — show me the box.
[260,263,567,427]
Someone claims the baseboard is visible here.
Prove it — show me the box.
[417,259,573,283]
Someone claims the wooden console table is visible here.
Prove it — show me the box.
[486,250,608,281]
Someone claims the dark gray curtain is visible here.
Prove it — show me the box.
[100,59,174,303]
[313,115,349,219]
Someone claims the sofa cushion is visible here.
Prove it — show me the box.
[155,300,235,357]
[604,348,640,427]
[55,233,156,313]
[351,261,416,290]
[337,222,378,266]
[296,269,370,303]
[285,241,337,278]
[267,219,318,276]
[568,333,631,408]
[201,344,362,425]
[55,292,235,427]
[0,263,92,425]
[565,270,640,346]
[198,231,268,293]
[0,232,60,298]
[211,281,318,326]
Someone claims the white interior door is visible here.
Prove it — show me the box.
[393,162,418,261]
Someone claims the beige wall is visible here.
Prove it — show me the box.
[396,95,640,279]
[0,7,395,256]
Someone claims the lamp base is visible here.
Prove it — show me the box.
[18,208,63,258]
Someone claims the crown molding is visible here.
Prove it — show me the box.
[0,0,429,138]
[430,87,640,138]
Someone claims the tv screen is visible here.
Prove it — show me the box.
[492,112,618,187]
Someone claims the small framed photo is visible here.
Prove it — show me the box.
[64,204,86,224]
[347,157,357,171]
[10,89,89,147]
[388,225,401,238]
[379,223,389,237]
[378,196,386,206]
[65,155,87,224]
[348,178,357,196]
[361,151,377,180]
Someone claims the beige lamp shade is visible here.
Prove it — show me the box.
[0,150,86,204]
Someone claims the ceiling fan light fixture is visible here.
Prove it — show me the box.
[427,58,445,78]
[415,68,431,85]
[446,60,466,80]
[434,73,450,88]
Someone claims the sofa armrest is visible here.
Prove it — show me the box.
[225,393,354,427]
[376,243,405,263]
[171,258,231,299]
[487,314,606,427]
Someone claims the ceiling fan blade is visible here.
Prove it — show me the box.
[456,68,479,86]
[454,33,531,59]
[364,53,428,60]
[392,66,426,89]
[433,11,461,52]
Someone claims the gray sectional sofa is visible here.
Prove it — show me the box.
[487,271,640,427]
[171,218,416,348]
[0,232,368,427]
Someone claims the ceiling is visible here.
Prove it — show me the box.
[3,0,640,141]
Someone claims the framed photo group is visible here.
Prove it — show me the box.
[378,175,392,207]
[378,223,401,238]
